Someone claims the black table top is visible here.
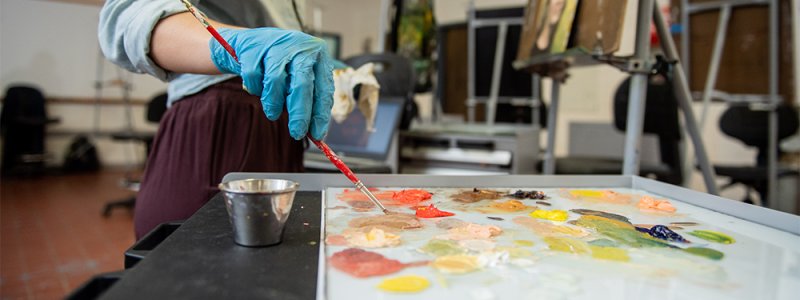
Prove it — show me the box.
[100,191,322,300]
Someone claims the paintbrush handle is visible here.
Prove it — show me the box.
[180,0,238,62]
[310,138,388,213]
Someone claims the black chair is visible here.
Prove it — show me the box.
[551,72,684,185]
[344,53,418,130]
[102,93,168,217]
[712,105,799,204]
[0,85,60,176]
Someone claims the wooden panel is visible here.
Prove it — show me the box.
[575,0,628,54]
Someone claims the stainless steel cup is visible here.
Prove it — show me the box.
[218,179,299,247]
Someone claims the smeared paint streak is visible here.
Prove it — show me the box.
[570,209,630,223]
[529,209,569,222]
[337,189,395,211]
[487,216,504,221]
[589,245,630,262]
[508,190,547,200]
[328,205,348,210]
[436,218,467,230]
[344,228,401,248]
[687,230,735,244]
[568,189,631,204]
[377,275,430,293]
[635,225,690,243]
[588,238,618,247]
[431,255,481,274]
[451,188,505,203]
[683,247,725,260]
[330,248,427,278]
[544,237,630,262]
[437,223,502,240]
[349,213,422,230]
[637,196,677,213]
[415,204,454,218]
[392,189,433,205]
[514,239,535,247]
[670,221,699,227]
[536,201,552,206]
[324,234,347,246]
[488,200,532,212]
[574,215,673,248]
[458,239,496,252]
[419,239,467,257]
[513,216,588,237]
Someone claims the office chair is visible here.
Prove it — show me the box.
[344,53,418,130]
[713,105,799,204]
[102,93,168,217]
[552,72,684,185]
[1,85,60,176]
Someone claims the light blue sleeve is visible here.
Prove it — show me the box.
[98,0,190,81]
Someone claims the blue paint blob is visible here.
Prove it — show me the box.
[638,225,689,243]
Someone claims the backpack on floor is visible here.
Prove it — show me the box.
[62,135,100,172]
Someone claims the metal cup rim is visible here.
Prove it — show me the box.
[218,178,299,195]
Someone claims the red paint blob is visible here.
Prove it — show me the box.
[415,204,455,218]
[330,248,421,278]
[392,189,433,205]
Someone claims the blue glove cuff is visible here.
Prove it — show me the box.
[209,28,241,75]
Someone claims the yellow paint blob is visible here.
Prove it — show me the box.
[431,255,481,274]
[345,228,401,248]
[529,209,569,222]
[570,190,605,198]
[513,239,535,247]
[589,246,630,262]
[543,237,591,254]
[377,275,430,293]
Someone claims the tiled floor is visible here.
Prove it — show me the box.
[1,170,137,299]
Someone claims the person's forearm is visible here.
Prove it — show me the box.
[150,12,240,74]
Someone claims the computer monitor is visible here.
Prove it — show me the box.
[309,97,404,161]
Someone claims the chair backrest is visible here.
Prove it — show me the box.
[719,105,799,165]
[1,85,48,128]
[344,53,416,99]
[612,74,683,184]
[146,93,168,123]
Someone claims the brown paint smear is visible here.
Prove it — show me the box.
[348,213,423,231]
[451,188,505,203]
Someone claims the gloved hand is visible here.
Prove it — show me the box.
[210,28,334,140]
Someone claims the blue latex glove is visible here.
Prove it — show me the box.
[210,28,334,140]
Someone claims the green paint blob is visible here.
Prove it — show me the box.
[419,239,466,257]
[687,230,735,244]
[570,209,630,223]
[575,215,672,248]
[589,245,630,262]
[683,247,724,260]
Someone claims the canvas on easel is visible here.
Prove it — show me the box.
[575,0,628,54]
[516,0,580,60]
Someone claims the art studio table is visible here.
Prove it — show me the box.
[98,173,800,300]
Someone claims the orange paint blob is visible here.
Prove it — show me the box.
[392,189,433,205]
[330,248,427,278]
[637,196,676,213]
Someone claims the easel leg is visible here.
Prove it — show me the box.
[653,3,719,195]
[622,0,654,176]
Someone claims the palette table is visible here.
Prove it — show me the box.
[99,174,800,300]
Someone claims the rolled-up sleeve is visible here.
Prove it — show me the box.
[98,0,191,81]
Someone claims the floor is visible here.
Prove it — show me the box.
[1,169,137,299]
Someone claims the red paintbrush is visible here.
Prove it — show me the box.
[180,0,390,214]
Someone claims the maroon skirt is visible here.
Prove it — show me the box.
[134,79,305,239]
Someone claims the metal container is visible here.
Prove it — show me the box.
[218,179,299,247]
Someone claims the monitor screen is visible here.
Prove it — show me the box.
[312,98,404,160]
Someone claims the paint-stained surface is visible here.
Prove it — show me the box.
[322,187,794,299]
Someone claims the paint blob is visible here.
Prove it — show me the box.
[508,190,547,200]
[569,189,631,204]
[636,225,689,243]
[589,245,630,262]
[436,218,467,230]
[324,234,348,246]
[451,188,505,203]
[438,223,503,240]
[513,239,535,247]
[487,216,504,221]
[536,201,552,206]
[487,200,531,212]
[683,247,725,260]
[513,217,587,237]
[570,209,630,223]
[330,248,426,278]
[687,230,735,244]
[543,237,591,254]
[637,196,677,213]
[392,189,433,205]
[431,255,481,274]
[349,213,422,231]
[588,239,618,247]
[377,275,430,293]
[529,209,569,222]
[419,239,467,257]
[337,189,396,211]
[415,204,455,218]
[345,228,401,248]
[496,246,534,258]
